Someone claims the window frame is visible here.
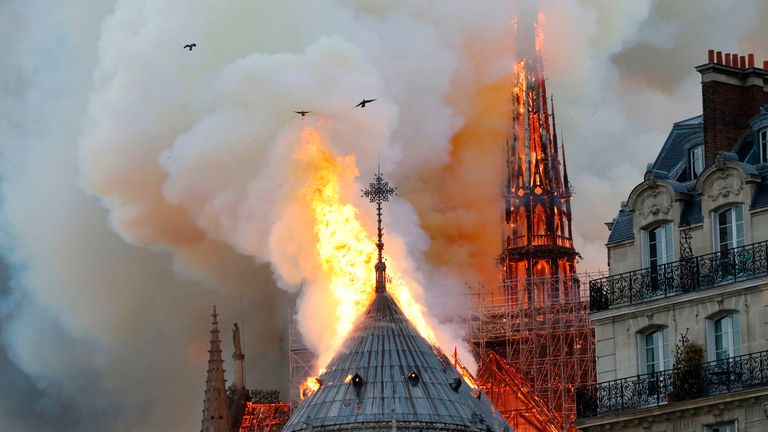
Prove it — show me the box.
[638,327,670,374]
[689,144,705,179]
[706,420,738,432]
[713,206,745,253]
[641,222,674,268]
[759,128,767,164]
[706,312,741,362]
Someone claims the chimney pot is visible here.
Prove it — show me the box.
[708,49,715,63]
[733,53,741,68]
[764,60,768,70]
[748,53,755,68]
[716,51,723,64]
[740,55,746,68]
[725,53,731,67]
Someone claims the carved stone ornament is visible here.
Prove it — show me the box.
[643,170,657,186]
[705,170,743,202]
[713,153,727,171]
[637,188,672,221]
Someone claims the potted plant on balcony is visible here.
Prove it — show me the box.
[669,336,705,402]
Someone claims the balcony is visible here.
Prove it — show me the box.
[589,240,768,312]
[576,349,768,418]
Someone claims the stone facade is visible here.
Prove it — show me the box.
[576,52,768,432]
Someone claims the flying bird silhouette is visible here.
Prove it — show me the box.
[355,98,376,108]
[294,110,310,117]
[183,43,197,51]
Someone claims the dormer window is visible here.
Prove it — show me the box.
[689,145,704,180]
[760,128,768,163]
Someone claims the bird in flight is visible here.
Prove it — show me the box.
[294,110,310,117]
[183,43,197,51]
[355,99,376,108]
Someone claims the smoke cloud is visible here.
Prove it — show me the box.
[1,0,767,431]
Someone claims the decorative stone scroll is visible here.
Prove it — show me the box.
[705,169,743,204]
[637,187,673,225]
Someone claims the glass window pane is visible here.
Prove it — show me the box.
[717,208,743,251]
[664,223,673,263]
[734,207,744,246]
[648,228,658,266]
[690,145,704,179]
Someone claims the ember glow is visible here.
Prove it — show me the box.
[295,127,438,370]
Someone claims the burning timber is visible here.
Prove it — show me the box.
[473,36,596,431]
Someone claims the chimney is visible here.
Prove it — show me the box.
[697,50,768,166]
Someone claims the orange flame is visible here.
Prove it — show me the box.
[295,127,437,372]
[299,377,321,400]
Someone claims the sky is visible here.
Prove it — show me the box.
[1,0,767,431]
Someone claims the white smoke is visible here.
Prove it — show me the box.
[1,0,767,431]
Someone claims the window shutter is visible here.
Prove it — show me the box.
[706,319,716,362]
[662,329,670,370]
[732,313,741,357]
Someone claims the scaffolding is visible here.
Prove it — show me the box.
[288,313,315,406]
[464,272,603,431]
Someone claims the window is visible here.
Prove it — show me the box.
[639,328,670,374]
[714,206,744,252]
[707,312,741,361]
[690,145,705,179]
[643,223,674,268]
[706,420,737,432]
[760,129,767,163]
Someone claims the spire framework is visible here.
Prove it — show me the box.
[362,166,396,294]
[201,305,231,432]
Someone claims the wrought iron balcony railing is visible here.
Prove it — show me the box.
[576,349,768,418]
[589,240,768,312]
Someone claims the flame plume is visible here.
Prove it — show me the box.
[295,127,437,375]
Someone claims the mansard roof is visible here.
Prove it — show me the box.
[651,115,703,179]
[606,110,768,245]
[606,208,633,244]
[282,291,512,432]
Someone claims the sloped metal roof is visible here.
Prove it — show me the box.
[283,291,513,432]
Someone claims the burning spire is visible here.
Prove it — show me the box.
[361,166,397,294]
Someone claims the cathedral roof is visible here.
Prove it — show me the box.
[282,291,513,432]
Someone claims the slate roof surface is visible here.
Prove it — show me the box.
[606,209,634,244]
[680,196,703,226]
[651,115,703,177]
[751,180,768,210]
[283,291,512,432]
